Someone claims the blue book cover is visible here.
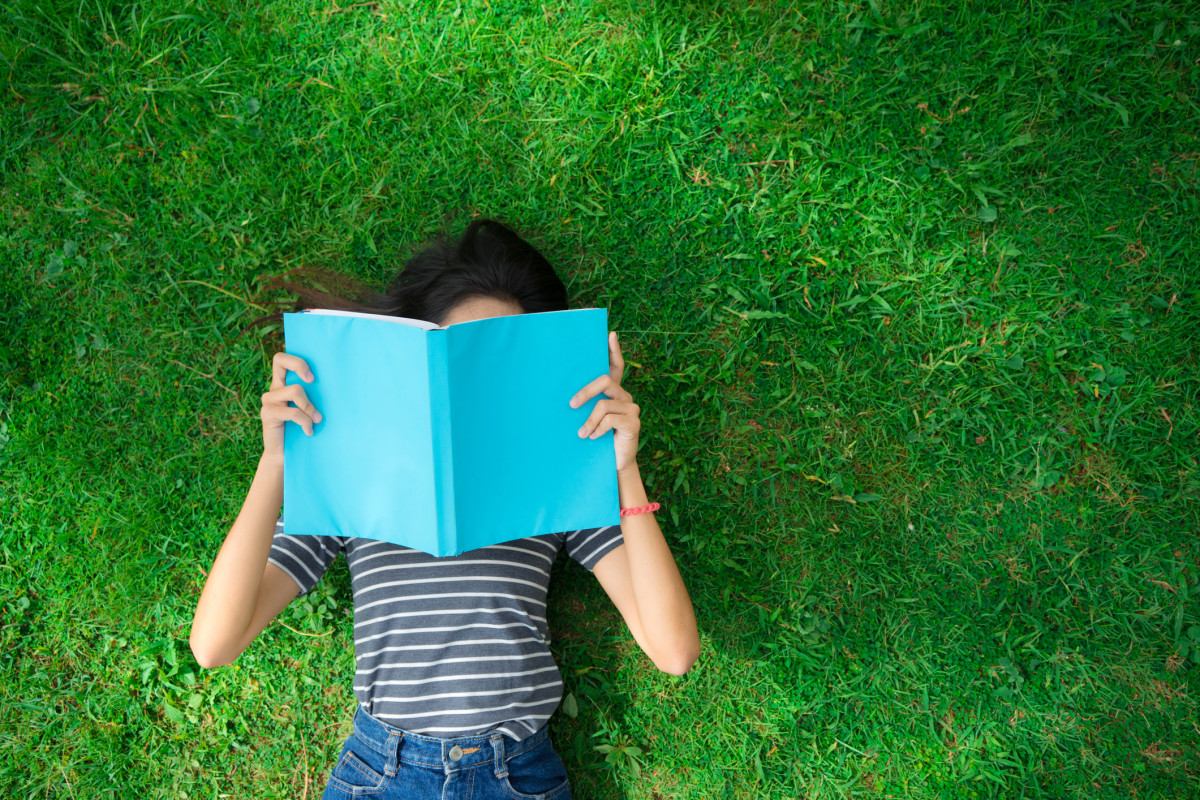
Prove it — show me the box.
[281,308,620,556]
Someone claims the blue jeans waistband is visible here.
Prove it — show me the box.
[349,706,550,777]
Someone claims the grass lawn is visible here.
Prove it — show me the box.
[2,0,1199,797]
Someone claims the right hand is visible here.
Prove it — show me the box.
[261,352,323,459]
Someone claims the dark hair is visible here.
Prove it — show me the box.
[254,219,568,327]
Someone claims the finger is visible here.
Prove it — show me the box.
[588,414,614,440]
[272,352,315,390]
[263,405,316,436]
[283,407,315,437]
[578,399,639,438]
[587,409,640,440]
[569,374,631,409]
[264,384,323,424]
[608,332,625,383]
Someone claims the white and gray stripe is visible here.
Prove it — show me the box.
[268,519,623,741]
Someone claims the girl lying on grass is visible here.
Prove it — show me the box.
[189,219,700,800]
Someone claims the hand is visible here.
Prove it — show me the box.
[569,332,641,473]
[261,352,323,459]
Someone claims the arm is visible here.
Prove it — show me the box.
[189,353,321,668]
[592,465,699,675]
[572,332,700,675]
[189,455,300,668]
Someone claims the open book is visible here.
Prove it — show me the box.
[281,307,620,556]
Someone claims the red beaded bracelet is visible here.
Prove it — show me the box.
[620,502,660,518]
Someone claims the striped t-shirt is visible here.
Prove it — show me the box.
[267,520,623,741]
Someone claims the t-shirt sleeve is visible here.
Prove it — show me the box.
[564,525,624,572]
[267,517,344,597]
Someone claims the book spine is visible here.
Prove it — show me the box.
[427,331,456,556]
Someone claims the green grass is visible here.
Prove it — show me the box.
[2,0,1199,797]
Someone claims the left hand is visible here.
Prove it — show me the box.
[569,331,641,473]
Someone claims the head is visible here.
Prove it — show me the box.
[375,219,568,326]
[438,295,524,327]
[256,219,568,329]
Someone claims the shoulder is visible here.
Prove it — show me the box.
[564,525,624,572]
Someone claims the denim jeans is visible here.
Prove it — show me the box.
[321,707,572,800]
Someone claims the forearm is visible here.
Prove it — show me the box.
[190,454,283,660]
[617,464,699,671]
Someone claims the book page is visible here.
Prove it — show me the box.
[442,308,619,551]
[303,308,438,331]
[282,311,440,553]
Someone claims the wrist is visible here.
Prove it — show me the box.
[259,452,284,470]
[617,463,648,507]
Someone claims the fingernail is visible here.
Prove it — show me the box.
[578,427,586,437]
[306,372,314,382]
[314,411,323,423]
